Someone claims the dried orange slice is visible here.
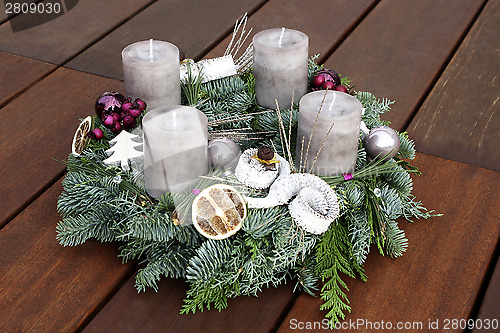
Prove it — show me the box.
[192,184,247,240]
[71,116,92,156]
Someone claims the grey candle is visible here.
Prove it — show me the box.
[143,106,208,197]
[122,40,181,110]
[296,91,362,176]
[253,28,308,110]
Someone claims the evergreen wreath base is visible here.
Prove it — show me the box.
[56,58,436,325]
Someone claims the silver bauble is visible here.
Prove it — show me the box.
[208,138,241,170]
[363,126,400,160]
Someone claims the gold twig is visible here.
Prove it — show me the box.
[308,120,335,173]
[304,90,328,173]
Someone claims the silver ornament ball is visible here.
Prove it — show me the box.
[208,138,241,170]
[363,126,400,160]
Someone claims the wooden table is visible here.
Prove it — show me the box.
[0,1,498,332]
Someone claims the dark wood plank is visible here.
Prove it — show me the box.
[0,180,135,332]
[65,0,267,80]
[204,0,377,62]
[472,257,500,333]
[83,275,294,333]
[0,0,153,64]
[408,0,500,172]
[322,0,485,132]
[0,7,7,22]
[0,51,55,107]
[0,68,124,228]
[277,154,500,332]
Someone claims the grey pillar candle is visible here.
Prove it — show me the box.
[143,106,208,197]
[253,28,308,110]
[122,40,181,111]
[296,91,362,176]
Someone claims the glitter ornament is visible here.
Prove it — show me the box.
[311,69,341,91]
[207,138,241,170]
[364,126,400,160]
[95,91,125,118]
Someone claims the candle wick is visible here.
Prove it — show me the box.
[278,27,286,47]
[149,38,154,61]
[328,91,337,111]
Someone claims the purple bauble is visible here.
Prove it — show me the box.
[95,91,125,118]
[317,69,341,87]
[103,114,116,127]
[208,138,241,170]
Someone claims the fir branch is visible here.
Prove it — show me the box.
[135,243,193,292]
[243,206,286,239]
[382,162,413,197]
[56,208,117,246]
[378,185,403,220]
[293,256,319,296]
[347,209,370,265]
[397,132,416,160]
[186,238,233,283]
[401,193,441,220]
[384,220,408,258]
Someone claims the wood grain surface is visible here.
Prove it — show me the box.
[204,0,377,62]
[472,257,500,333]
[83,276,295,333]
[66,0,267,80]
[0,68,123,228]
[0,180,135,332]
[0,0,153,64]
[278,153,500,332]
[322,0,485,132]
[0,51,55,107]
[408,0,499,172]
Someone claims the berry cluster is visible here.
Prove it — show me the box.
[311,69,348,93]
[90,91,146,139]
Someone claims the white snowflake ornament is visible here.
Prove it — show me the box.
[103,131,143,171]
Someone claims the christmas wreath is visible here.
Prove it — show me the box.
[56,54,436,325]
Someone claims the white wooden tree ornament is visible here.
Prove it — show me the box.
[103,131,143,171]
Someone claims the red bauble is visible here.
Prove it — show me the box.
[134,98,146,111]
[129,108,141,118]
[312,75,325,88]
[112,112,121,122]
[111,121,122,133]
[88,128,104,140]
[335,85,348,93]
[322,81,335,90]
[317,69,341,87]
[122,115,135,127]
[121,101,133,112]
[103,115,116,127]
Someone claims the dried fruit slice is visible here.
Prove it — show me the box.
[192,184,247,240]
[71,116,92,156]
